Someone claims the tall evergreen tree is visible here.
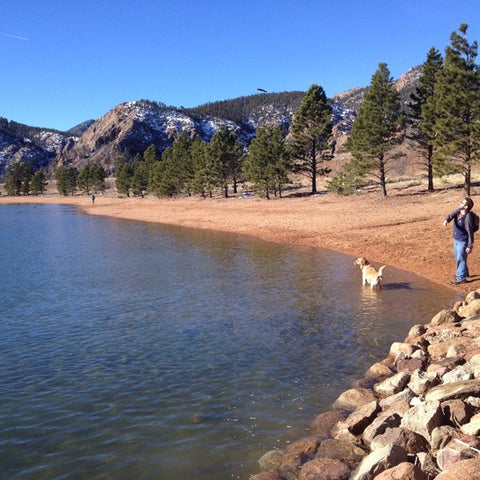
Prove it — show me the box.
[77,164,93,194]
[289,84,333,194]
[90,163,106,193]
[243,125,289,199]
[115,159,134,196]
[407,47,443,191]
[56,166,78,196]
[208,125,244,198]
[131,153,149,197]
[189,138,220,198]
[433,24,480,196]
[347,63,402,197]
[5,163,31,196]
[31,170,47,195]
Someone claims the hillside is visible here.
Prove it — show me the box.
[0,66,422,179]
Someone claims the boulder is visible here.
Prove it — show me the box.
[427,356,464,376]
[428,337,476,359]
[441,399,474,426]
[425,378,480,402]
[378,387,415,411]
[389,342,417,357]
[372,461,428,480]
[343,400,380,435]
[310,410,347,437]
[332,388,376,412]
[457,298,480,318]
[415,452,440,479]
[460,412,480,435]
[362,412,401,445]
[364,362,393,379]
[298,457,350,480]
[442,362,474,384]
[436,438,480,473]
[349,444,408,480]
[400,400,444,442]
[315,438,366,468]
[430,425,457,452]
[430,308,462,326]
[374,372,411,398]
[258,449,284,472]
[395,356,426,372]
[370,427,429,455]
[405,323,426,341]
[408,370,440,397]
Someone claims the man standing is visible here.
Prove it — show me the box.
[443,197,475,285]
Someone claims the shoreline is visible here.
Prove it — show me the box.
[0,187,476,292]
[252,288,480,479]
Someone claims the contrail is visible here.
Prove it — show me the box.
[0,32,29,41]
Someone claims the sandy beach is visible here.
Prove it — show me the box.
[2,181,478,292]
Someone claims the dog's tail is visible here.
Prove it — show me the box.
[377,265,386,282]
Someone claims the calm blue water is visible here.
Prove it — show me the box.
[0,204,458,479]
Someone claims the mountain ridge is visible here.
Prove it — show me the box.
[0,66,422,178]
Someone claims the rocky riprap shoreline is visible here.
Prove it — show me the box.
[250,289,480,480]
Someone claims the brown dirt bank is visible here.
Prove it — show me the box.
[1,183,478,293]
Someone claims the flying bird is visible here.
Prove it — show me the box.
[257,88,268,93]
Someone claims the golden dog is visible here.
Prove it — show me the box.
[354,257,385,289]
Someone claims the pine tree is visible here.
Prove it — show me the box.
[56,166,78,196]
[189,138,219,198]
[243,125,289,199]
[347,63,402,197]
[408,47,443,191]
[31,170,47,195]
[289,84,333,194]
[208,125,243,198]
[115,159,134,196]
[433,24,480,196]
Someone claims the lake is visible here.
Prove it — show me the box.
[0,203,459,479]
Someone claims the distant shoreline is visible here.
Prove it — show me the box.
[0,186,475,292]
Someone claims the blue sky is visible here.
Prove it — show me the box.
[1,0,480,131]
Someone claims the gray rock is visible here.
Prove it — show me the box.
[370,427,429,455]
[442,362,474,383]
[408,370,440,397]
[430,425,457,452]
[425,378,480,402]
[362,412,401,446]
[374,371,411,398]
[343,400,380,435]
[349,444,408,480]
[400,400,444,442]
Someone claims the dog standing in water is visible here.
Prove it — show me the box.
[354,257,385,290]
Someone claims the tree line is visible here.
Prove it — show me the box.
[3,24,479,199]
[329,23,480,197]
[113,87,332,200]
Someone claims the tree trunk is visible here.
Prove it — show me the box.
[427,145,434,191]
[380,157,387,197]
[311,147,317,194]
[464,163,471,196]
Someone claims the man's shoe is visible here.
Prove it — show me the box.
[451,279,467,285]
